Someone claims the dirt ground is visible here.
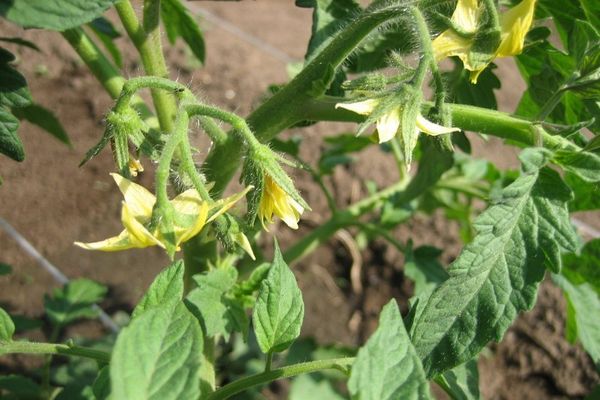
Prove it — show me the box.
[0,1,599,399]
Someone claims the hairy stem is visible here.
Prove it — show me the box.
[0,341,110,364]
[206,358,354,400]
[115,0,177,132]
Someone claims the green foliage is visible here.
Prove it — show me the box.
[44,279,108,327]
[252,241,304,354]
[0,375,42,399]
[93,366,110,400]
[0,306,15,342]
[132,260,184,319]
[110,303,203,400]
[410,149,579,377]
[12,104,71,146]
[89,17,123,68]
[438,359,481,400]
[349,300,432,400]
[161,0,205,64]
[553,149,600,183]
[403,243,448,298]
[0,0,118,30]
[186,265,248,339]
[444,61,500,109]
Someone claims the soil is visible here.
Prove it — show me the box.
[0,1,599,399]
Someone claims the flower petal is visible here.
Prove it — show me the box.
[376,108,401,143]
[497,0,536,58]
[416,114,461,136]
[453,0,480,32]
[175,201,209,246]
[121,202,164,248]
[111,173,155,220]
[335,99,380,115]
[74,230,136,252]
[207,186,253,223]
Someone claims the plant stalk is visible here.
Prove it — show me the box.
[0,341,110,364]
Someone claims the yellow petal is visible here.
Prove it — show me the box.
[234,232,256,260]
[497,0,536,57]
[335,99,380,115]
[175,201,209,246]
[111,173,155,220]
[453,0,481,32]
[207,186,253,223]
[121,202,164,248]
[376,108,401,143]
[416,114,461,136]
[74,230,136,252]
[171,188,204,216]
[259,176,303,230]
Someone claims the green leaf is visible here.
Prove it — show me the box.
[439,358,481,400]
[44,279,107,326]
[565,172,600,212]
[348,300,432,400]
[290,375,345,400]
[92,366,110,400]
[0,54,31,109]
[132,260,184,319]
[404,244,449,298]
[0,108,23,161]
[410,148,579,377]
[0,37,41,51]
[0,375,43,398]
[553,273,600,369]
[161,0,205,64]
[0,306,15,341]
[0,262,12,275]
[185,265,248,339]
[560,239,600,294]
[252,241,304,354]
[553,149,600,183]
[12,104,71,146]
[89,19,123,68]
[580,0,600,32]
[110,303,203,400]
[445,60,500,109]
[0,0,118,31]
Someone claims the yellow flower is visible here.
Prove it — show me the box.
[75,173,249,252]
[335,99,459,144]
[259,175,304,230]
[432,0,537,83]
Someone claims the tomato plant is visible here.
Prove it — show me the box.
[1,0,599,399]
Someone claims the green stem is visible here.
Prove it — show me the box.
[0,341,110,364]
[203,5,406,195]
[300,97,581,151]
[41,326,61,397]
[115,0,177,132]
[206,358,354,400]
[265,352,273,372]
[62,28,124,98]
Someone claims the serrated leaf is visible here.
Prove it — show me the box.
[185,266,248,340]
[13,104,71,146]
[253,241,304,354]
[560,239,600,295]
[553,273,600,369]
[0,55,31,109]
[0,307,15,341]
[132,260,184,319]
[348,300,432,400]
[410,148,579,377]
[404,244,449,298]
[161,0,205,64]
[92,366,110,400]
[110,303,202,400]
[439,358,481,400]
[0,0,118,31]
[44,279,107,326]
[0,107,23,161]
[236,263,270,296]
[565,172,600,212]
[554,149,600,183]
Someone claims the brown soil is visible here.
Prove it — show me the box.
[1,1,599,398]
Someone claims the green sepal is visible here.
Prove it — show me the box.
[241,156,265,226]
[151,202,177,259]
[468,28,501,73]
[399,90,423,166]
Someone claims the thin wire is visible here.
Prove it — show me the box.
[0,217,120,334]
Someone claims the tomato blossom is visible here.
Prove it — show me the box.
[258,174,304,230]
[75,173,249,252]
[432,0,537,83]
